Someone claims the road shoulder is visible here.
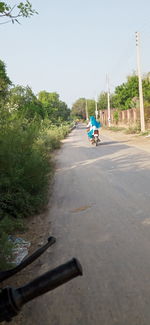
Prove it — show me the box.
[102,128,150,153]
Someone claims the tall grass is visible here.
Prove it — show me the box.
[0,119,50,219]
[0,117,71,269]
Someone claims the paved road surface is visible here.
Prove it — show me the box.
[23,124,150,325]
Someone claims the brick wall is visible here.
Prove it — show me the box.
[99,107,150,129]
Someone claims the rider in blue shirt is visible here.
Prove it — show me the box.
[87,116,101,141]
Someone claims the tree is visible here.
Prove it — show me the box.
[97,92,116,112]
[58,100,70,121]
[7,85,45,119]
[142,75,150,102]
[0,59,11,106]
[86,99,95,117]
[8,85,35,108]
[0,1,37,24]
[71,98,86,119]
[38,91,70,122]
[98,92,108,110]
[112,75,139,110]
[112,74,150,110]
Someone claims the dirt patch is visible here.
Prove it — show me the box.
[71,205,92,213]
[102,129,150,153]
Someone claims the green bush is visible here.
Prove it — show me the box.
[0,119,51,219]
[0,119,71,221]
[57,125,70,139]
[0,117,71,268]
[38,124,70,152]
[113,111,119,123]
[38,129,61,151]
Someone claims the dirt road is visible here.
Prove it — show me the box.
[18,125,150,324]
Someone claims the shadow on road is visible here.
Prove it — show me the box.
[57,129,150,176]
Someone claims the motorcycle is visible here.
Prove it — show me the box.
[0,236,83,323]
[91,129,101,146]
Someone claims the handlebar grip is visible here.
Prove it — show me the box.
[0,258,82,323]
[16,258,82,306]
[0,258,82,322]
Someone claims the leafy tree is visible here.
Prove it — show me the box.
[7,85,45,119]
[38,91,70,122]
[71,98,101,119]
[142,75,150,102]
[97,92,116,111]
[86,99,95,117]
[113,75,139,110]
[0,59,11,101]
[8,85,35,109]
[58,100,70,121]
[0,1,37,24]
[98,92,107,110]
[71,98,86,119]
[38,91,59,117]
[112,74,150,110]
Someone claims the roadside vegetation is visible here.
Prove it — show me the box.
[0,59,72,269]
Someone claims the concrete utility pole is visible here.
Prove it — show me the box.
[85,99,89,120]
[135,32,145,132]
[95,96,98,120]
[107,74,111,127]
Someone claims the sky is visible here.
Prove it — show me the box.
[1,0,150,108]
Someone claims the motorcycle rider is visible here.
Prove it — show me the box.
[87,116,101,143]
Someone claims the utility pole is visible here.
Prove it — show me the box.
[107,74,111,127]
[85,99,89,120]
[135,32,145,132]
[95,96,98,120]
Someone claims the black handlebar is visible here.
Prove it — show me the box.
[16,258,82,304]
[0,258,83,323]
[0,236,56,283]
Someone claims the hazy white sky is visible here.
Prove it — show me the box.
[1,0,150,107]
